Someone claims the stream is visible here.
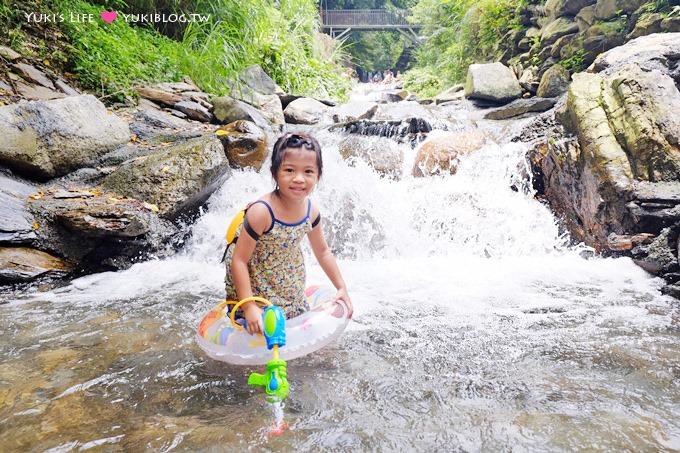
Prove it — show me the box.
[1,84,679,452]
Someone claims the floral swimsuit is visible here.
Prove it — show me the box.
[224,198,317,318]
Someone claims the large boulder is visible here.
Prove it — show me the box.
[0,95,130,179]
[537,64,571,98]
[338,135,403,178]
[464,62,522,104]
[283,98,328,125]
[102,135,230,219]
[227,65,285,128]
[412,131,493,177]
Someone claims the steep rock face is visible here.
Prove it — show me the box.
[527,33,680,294]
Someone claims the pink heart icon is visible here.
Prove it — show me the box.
[101,10,117,23]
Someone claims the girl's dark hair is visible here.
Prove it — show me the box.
[270,133,323,182]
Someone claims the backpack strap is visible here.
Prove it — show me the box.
[221,200,274,262]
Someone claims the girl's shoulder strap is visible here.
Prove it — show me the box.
[307,198,321,228]
[247,199,275,234]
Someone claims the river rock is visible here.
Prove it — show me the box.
[589,32,680,75]
[0,95,130,180]
[331,101,378,122]
[483,97,557,120]
[464,62,522,105]
[413,130,493,177]
[525,33,680,295]
[27,189,180,275]
[283,97,328,125]
[226,65,285,128]
[338,135,403,178]
[11,62,55,90]
[101,135,230,219]
[537,64,571,98]
[136,86,183,107]
[0,246,72,282]
[215,120,268,170]
[0,174,38,244]
[173,100,214,123]
[211,96,271,131]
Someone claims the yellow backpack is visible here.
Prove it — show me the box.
[221,204,250,261]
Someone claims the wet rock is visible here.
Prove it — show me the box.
[0,246,72,282]
[432,84,465,104]
[215,120,268,170]
[0,174,38,244]
[631,227,679,275]
[338,135,403,178]
[0,95,130,180]
[413,130,493,177]
[331,101,378,123]
[607,232,654,251]
[28,189,179,274]
[335,117,434,145]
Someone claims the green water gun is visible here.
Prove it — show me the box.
[246,304,289,402]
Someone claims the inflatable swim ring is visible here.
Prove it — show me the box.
[196,285,350,365]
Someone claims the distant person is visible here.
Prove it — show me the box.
[383,69,394,84]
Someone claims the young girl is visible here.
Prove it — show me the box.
[224,132,353,336]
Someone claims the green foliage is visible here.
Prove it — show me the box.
[559,47,585,72]
[401,66,445,98]
[406,0,530,97]
[347,31,404,72]
[1,0,350,102]
[56,0,182,99]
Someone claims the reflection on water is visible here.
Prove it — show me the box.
[1,122,679,451]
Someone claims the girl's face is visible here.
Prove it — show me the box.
[275,147,320,202]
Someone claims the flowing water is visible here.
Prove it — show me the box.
[1,87,679,452]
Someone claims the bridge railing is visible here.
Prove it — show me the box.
[321,9,413,27]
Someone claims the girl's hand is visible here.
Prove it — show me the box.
[334,288,353,319]
[243,303,263,335]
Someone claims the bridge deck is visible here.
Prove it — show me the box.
[321,9,420,30]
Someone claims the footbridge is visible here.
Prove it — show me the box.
[320,9,421,44]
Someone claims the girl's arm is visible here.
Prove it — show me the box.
[231,202,272,335]
[307,205,354,318]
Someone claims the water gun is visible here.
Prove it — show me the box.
[229,297,289,402]
[247,305,289,402]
